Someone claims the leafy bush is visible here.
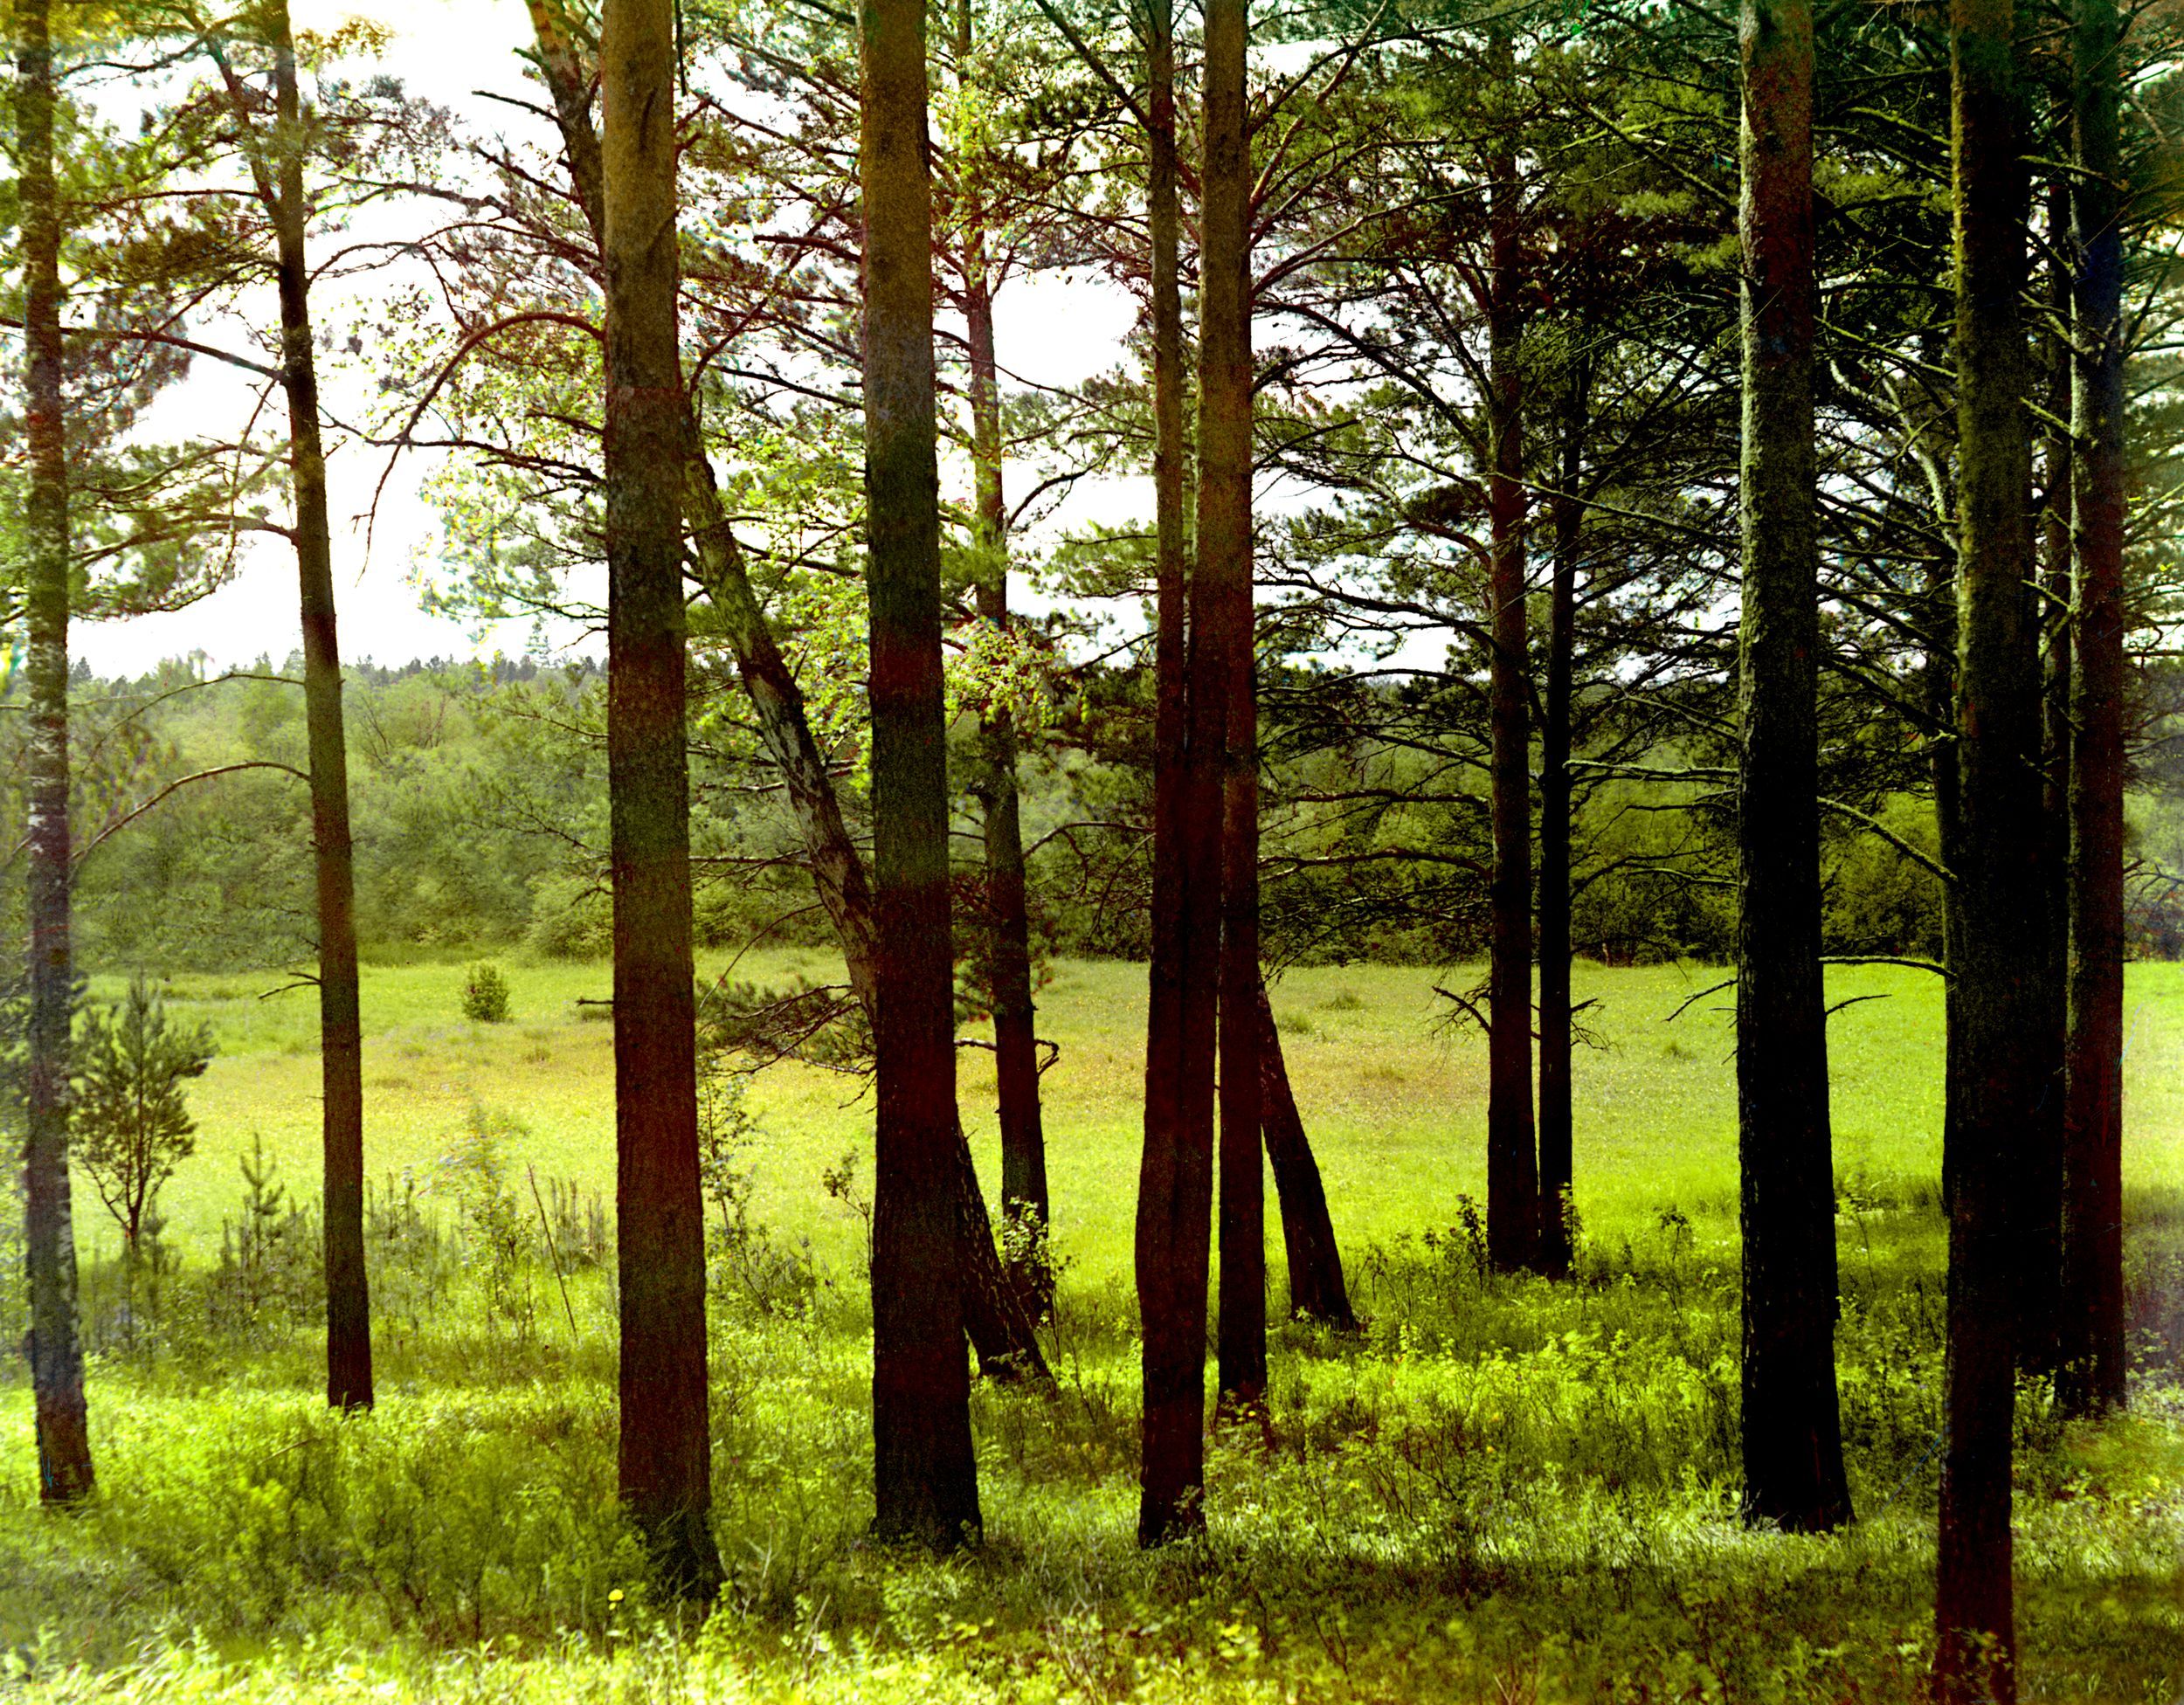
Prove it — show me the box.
[460,963,511,1024]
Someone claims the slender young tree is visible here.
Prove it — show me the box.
[955,0,1049,1317]
[1733,0,1852,1535]
[230,0,372,1412]
[15,0,93,1505]
[1937,0,2040,1688]
[1135,0,1215,1545]
[2061,0,2128,1421]
[1537,372,1584,1281]
[1483,27,1538,1274]
[862,0,981,1546]
[600,0,721,1594]
[1209,0,1264,1418]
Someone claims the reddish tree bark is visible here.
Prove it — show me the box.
[601,0,720,1596]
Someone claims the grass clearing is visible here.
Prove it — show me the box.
[1,956,2178,1701]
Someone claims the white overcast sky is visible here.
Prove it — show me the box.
[76,0,1146,677]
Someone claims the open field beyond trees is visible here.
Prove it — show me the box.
[1,956,2179,1702]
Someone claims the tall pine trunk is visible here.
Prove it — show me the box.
[16,0,93,1505]
[601,0,720,1595]
[2061,0,2129,1422]
[957,0,1049,1315]
[1537,378,1583,1281]
[1483,39,1538,1274]
[861,0,980,1547]
[1138,0,1232,1544]
[261,0,371,1414]
[1937,0,2038,1688]
[525,0,1042,1383]
[1202,0,1261,1425]
[2022,172,2073,1380]
[1734,0,1851,1535]
[1254,980,1354,1327]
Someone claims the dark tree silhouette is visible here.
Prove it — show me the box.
[1937,0,2040,1689]
[600,0,721,1596]
[862,0,981,1548]
[1733,0,1851,1535]
[2061,0,2129,1421]
[1483,28,1538,1274]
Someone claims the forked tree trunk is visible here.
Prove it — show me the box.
[1537,377,1584,1281]
[1483,35,1538,1274]
[1138,0,1227,1546]
[861,0,981,1548]
[1254,982,1354,1328]
[600,0,720,1596]
[957,0,1049,1315]
[261,0,371,1415]
[524,0,1044,1382]
[1938,0,2038,1690]
[16,0,93,1506]
[1734,0,1852,1536]
[2061,0,2129,1423]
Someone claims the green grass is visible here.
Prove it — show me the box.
[1,955,2178,1702]
[110,955,2184,1276]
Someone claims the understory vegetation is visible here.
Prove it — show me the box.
[2,960,2179,1702]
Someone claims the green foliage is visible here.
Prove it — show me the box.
[72,973,216,1247]
[461,963,512,1025]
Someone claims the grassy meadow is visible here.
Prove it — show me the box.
[1,954,2180,1702]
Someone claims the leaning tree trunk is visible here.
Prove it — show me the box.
[1733,0,1852,1538]
[16,0,93,1506]
[957,0,1049,1317]
[1483,38,1538,1274]
[1217,680,1265,1415]
[1537,377,1584,1281]
[1254,981,1354,1328]
[600,0,720,1597]
[523,0,1043,1382]
[1937,0,2039,1691]
[1138,0,1228,1546]
[861,0,981,1550]
[263,0,371,1415]
[2061,0,2129,1423]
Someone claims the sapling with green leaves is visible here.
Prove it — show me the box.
[73,974,216,1257]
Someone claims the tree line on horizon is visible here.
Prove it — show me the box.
[6,0,2180,1699]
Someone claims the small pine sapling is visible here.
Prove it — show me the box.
[73,974,216,1255]
[462,963,512,1024]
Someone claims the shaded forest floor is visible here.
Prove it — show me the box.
[1,956,2181,1701]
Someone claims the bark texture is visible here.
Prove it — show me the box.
[261,0,371,1415]
[1254,982,1354,1328]
[1483,39,1538,1274]
[1137,0,1224,1545]
[524,0,1043,1383]
[2061,0,2129,1422]
[861,0,981,1547]
[601,0,720,1596]
[1733,0,1851,1538]
[957,2,1049,1316]
[1938,0,2037,1689]
[16,0,93,1506]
